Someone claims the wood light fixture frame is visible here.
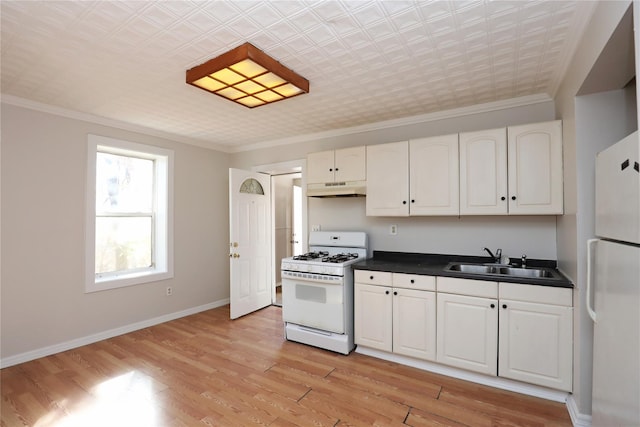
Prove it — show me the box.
[186,42,309,108]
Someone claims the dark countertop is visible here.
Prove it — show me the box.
[353,251,573,288]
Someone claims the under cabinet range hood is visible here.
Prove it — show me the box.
[307,181,366,197]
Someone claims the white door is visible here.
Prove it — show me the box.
[436,293,498,375]
[393,288,437,361]
[229,168,272,319]
[507,120,563,215]
[498,299,573,391]
[366,141,409,216]
[354,283,393,352]
[459,128,508,215]
[410,134,460,216]
[306,150,334,184]
[335,146,366,182]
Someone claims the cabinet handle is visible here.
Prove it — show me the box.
[402,200,407,205]
[411,199,415,203]
[393,291,398,295]
[329,168,333,172]
[410,279,415,284]
[490,303,495,308]
[335,168,339,171]
[502,304,507,309]
[385,290,390,295]
[501,196,506,201]
[370,275,374,280]
[511,196,516,201]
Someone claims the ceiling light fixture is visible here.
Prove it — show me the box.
[186,42,309,108]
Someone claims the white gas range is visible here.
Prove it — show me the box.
[281,231,368,355]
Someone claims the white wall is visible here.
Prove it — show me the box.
[308,197,557,259]
[232,99,557,259]
[1,103,231,363]
[554,0,633,418]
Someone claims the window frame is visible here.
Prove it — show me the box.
[86,134,174,293]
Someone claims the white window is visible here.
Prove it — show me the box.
[86,135,173,292]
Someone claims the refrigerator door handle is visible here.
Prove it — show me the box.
[586,238,599,322]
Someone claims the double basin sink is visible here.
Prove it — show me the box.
[445,263,559,280]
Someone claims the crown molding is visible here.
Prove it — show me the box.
[231,93,553,153]
[2,92,552,154]
[0,94,229,153]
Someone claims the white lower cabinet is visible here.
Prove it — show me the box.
[354,281,393,351]
[436,278,499,375]
[354,271,436,361]
[498,283,573,391]
[393,288,437,360]
[355,272,573,392]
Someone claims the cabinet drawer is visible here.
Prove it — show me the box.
[499,282,572,306]
[392,273,436,291]
[354,270,392,286]
[437,277,498,298]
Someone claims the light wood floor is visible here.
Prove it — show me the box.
[1,305,573,426]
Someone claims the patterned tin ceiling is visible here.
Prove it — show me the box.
[1,1,596,152]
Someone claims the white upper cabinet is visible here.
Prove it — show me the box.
[367,135,459,216]
[460,121,564,215]
[409,135,460,215]
[307,150,335,184]
[507,120,564,215]
[307,146,366,184]
[366,141,410,216]
[459,128,508,215]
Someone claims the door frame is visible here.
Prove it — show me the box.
[252,159,308,305]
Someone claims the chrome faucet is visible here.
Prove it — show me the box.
[483,247,502,263]
[521,254,527,268]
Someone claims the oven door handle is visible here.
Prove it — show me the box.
[281,272,343,284]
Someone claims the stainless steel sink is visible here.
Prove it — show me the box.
[445,263,557,279]
[447,264,498,274]
[498,267,554,278]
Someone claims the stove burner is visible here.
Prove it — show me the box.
[321,253,360,263]
[293,251,329,261]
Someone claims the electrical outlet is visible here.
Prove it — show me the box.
[312,224,321,232]
[390,224,397,235]
[166,286,172,296]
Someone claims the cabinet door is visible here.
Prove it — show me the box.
[306,150,335,184]
[507,120,563,214]
[393,288,436,361]
[335,146,366,182]
[459,128,508,215]
[354,283,392,352]
[366,141,409,216]
[409,135,459,215]
[437,293,498,375]
[498,300,573,391]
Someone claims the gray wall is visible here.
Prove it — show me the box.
[1,103,231,361]
[554,0,633,417]
[232,100,558,260]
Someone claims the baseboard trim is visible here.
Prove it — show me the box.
[567,394,592,427]
[355,346,569,403]
[0,299,229,368]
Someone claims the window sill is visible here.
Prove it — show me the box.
[86,270,173,293]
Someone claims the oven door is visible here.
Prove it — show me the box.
[281,272,345,334]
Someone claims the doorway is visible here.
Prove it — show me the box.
[252,160,307,307]
[272,172,303,306]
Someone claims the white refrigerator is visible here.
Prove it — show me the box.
[588,130,640,426]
